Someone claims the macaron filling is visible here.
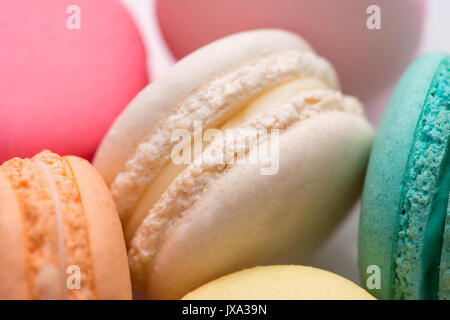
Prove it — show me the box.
[0,151,97,299]
[128,89,363,287]
[124,77,329,243]
[393,58,450,299]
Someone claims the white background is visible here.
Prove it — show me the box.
[121,0,450,284]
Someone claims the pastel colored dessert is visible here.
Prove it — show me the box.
[359,52,450,300]
[0,150,131,299]
[156,0,425,123]
[0,0,147,163]
[94,29,375,299]
[183,265,375,300]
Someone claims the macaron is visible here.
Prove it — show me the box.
[0,0,148,163]
[183,265,375,300]
[0,150,131,299]
[359,52,450,300]
[94,29,375,299]
[156,0,425,123]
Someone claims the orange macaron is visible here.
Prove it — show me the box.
[0,150,131,299]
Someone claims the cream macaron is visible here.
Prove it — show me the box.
[94,29,374,299]
[0,150,131,299]
[183,265,375,300]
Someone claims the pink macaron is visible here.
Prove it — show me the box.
[156,0,426,123]
[0,0,148,163]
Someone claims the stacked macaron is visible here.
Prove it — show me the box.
[94,29,374,299]
[0,151,131,299]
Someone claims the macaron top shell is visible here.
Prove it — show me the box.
[182,265,375,300]
[0,151,131,299]
[359,52,450,300]
[0,0,147,163]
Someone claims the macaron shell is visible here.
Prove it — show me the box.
[182,265,375,300]
[0,170,28,299]
[359,52,449,299]
[144,112,374,299]
[66,156,132,299]
[0,0,147,163]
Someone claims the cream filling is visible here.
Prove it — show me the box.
[124,78,329,244]
[111,50,339,223]
[128,89,363,286]
[35,160,67,300]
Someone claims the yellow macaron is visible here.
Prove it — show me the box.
[183,265,375,300]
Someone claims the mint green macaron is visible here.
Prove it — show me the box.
[359,52,450,300]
